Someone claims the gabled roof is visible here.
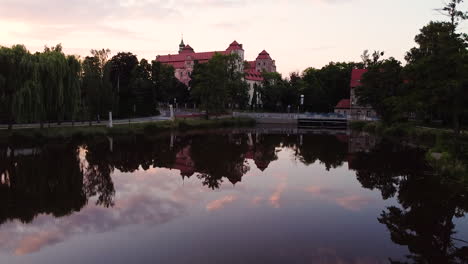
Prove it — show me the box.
[257,50,271,60]
[226,40,243,51]
[350,69,368,88]
[245,69,263,81]
[157,50,229,64]
[180,44,194,53]
[335,99,350,109]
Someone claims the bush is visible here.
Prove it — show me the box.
[349,121,366,131]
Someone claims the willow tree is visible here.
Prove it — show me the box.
[63,56,82,125]
[0,45,34,129]
[36,45,68,126]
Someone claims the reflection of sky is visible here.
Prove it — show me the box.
[0,148,407,264]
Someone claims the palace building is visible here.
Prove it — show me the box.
[156,39,277,104]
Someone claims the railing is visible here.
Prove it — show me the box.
[234,112,349,120]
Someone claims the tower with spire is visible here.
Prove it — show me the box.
[179,36,185,53]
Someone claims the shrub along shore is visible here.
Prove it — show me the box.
[350,121,468,182]
[0,117,256,143]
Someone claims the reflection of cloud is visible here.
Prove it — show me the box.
[15,231,63,256]
[251,196,264,205]
[306,186,374,212]
[206,195,236,211]
[278,246,387,264]
[0,168,206,255]
[269,183,286,208]
[335,195,373,212]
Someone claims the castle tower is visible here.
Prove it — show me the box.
[255,50,276,73]
[179,37,185,53]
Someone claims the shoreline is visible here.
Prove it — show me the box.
[0,117,257,143]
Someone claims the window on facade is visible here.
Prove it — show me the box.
[367,111,371,117]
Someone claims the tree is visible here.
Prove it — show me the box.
[191,53,248,116]
[301,68,328,112]
[152,61,189,106]
[132,59,156,116]
[260,71,287,111]
[109,52,139,118]
[405,20,468,133]
[356,57,406,123]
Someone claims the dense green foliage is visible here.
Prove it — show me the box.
[258,62,361,112]
[190,53,249,115]
[0,45,189,129]
[356,0,468,134]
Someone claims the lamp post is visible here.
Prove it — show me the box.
[299,94,304,113]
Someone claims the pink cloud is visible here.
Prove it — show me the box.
[335,195,374,212]
[206,195,237,211]
[269,183,286,208]
[15,231,64,256]
[251,196,264,205]
[306,186,374,212]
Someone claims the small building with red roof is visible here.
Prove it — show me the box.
[156,39,277,105]
[334,99,350,116]
[349,69,377,120]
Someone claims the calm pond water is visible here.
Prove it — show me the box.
[0,128,467,264]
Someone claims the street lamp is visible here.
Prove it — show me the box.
[299,94,304,113]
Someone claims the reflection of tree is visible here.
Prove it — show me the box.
[84,140,116,208]
[190,134,250,189]
[297,134,348,170]
[353,141,468,263]
[0,143,86,224]
[251,134,281,171]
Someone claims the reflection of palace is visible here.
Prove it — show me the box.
[1,131,467,263]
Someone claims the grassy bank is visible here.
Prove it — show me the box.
[350,121,468,182]
[349,121,466,147]
[0,117,256,143]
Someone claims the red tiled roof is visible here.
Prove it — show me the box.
[180,45,195,53]
[157,51,229,64]
[226,40,243,51]
[335,99,350,109]
[350,69,368,88]
[245,69,263,81]
[171,61,186,69]
[257,50,271,60]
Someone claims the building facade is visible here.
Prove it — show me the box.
[156,40,276,105]
[334,99,350,116]
[349,69,377,120]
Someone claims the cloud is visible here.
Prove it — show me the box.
[306,186,374,212]
[269,183,286,208]
[0,0,177,24]
[0,0,178,40]
[335,195,373,212]
[206,195,237,211]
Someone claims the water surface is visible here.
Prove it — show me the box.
[0,128,467,263]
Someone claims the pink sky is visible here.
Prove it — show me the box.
[1,0,466,75]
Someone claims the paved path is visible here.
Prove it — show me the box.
[0,115,172,130]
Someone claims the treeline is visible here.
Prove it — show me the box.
[257,62,361,113]
[0,45,189,129]
[189,53,362,114]
[356,0,468,134]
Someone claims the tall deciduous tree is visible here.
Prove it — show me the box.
[405,20,468,133]
[191,53,248,116]
[109,52,139,118]
[356,57,406,123]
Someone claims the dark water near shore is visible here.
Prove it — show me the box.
[0,128,467,264]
